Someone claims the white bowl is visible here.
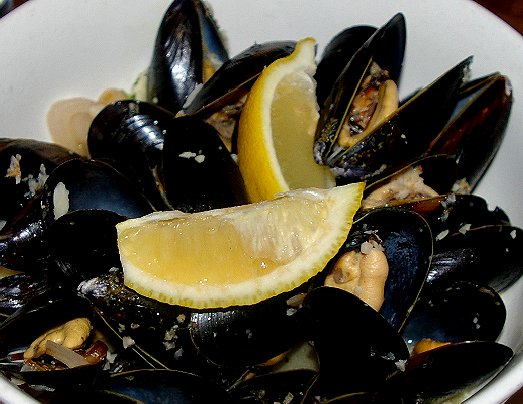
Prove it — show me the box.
[0,0,522,402]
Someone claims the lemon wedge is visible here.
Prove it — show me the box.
[237,37,335,203]
[117,183,364,309]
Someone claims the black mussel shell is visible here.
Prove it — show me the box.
[401,281,506,350]
[314,13,406,170]
[229,368,318,403]
[399,193,510,237]
[0,272,50,315]
[161,116,248,212]
[47,210,126,284]
[10,362,104,390]
[0,138,79,222]
[426,73,512,190]
[183,40,296,117]
[147,0,228,114]
[382,341,513,403]
[88,99,176,210]
[0,197,50,271]
[315,25,377,107]
[77,270,198,371]
[319,208,433,331]
[319,56,471,183]
[77,271,243,386]
[428,224,523,292]
[91,369,233,403]
[40,158,154,224]
[301,286,409,400]
[190,287,308,369]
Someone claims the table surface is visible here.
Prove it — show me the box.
[3,0,523,403]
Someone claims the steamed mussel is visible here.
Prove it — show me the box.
[1,0,522,403]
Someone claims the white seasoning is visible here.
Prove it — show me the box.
[53,181,69,220]
[194,154,205,163]
[459,223,471,234]
[435,229,449,241]
[179,151,197,159]
[6,154,22,184]
[122,336,135,349]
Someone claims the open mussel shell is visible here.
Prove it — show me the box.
[319,207,433,331]
[314,13,406,169]
[361,154,458,209]
[0,287,93,354]
[426,73,513,190]
[401,281,506,350]
[318,55,471,184]
[146,0,228,114]
[161,116,248,212]
[0,138,79,223]
[183,40,296,117]
[190,286,309,369]
[428,224,523,292]
[87,99,176,210]
[382,341,513,403]
[300,286,409,400]
[315,25,377,107]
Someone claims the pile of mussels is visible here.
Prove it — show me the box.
[1,0,522,402]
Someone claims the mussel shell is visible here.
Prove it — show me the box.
[319,57,471,183]
[0,138,79,222]
[301,286,409,399]
[146,0,228,114]
[47,210,126,284]
[229,368,318,403]
[88,100,176,210]
[401,281,506,350]
[0,272,50,315]
[426,73,513,190]
[92,369,234,403]
[77,271,198,370]
[77,271,244,386]
[314,13,406,170]
[0,197,49,271]
[398,193,510,237]
[161,116,248,212]
[319,207,433,331]
[40,158,154,224]
[183,40,296,117]
[382,341,513,403]
[428,224,523,292]
[7,362,104,390]
[315,25,377,107]
[190,286,309,369]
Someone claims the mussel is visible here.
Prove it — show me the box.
[145,0,229,114]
